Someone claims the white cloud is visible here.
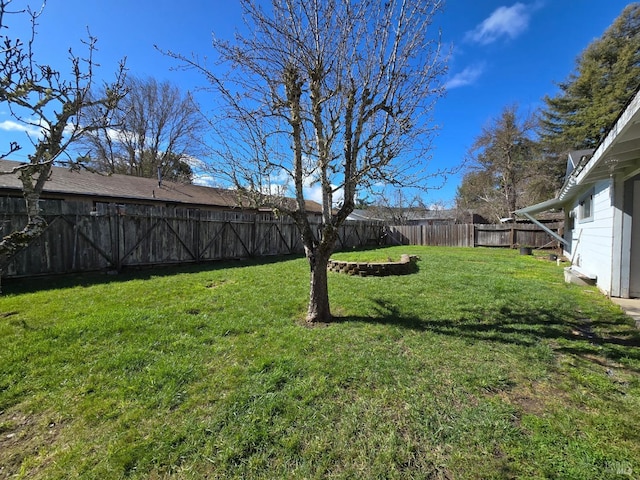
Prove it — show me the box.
[104,127,127,143]
[303,184,344,208]
[465,3,535,45]
[445,64,486,89]
[192,174,217,187]
[190,159,345,208]
[300,168,345,207]
[0,119,41,136]
[63,123,77,136]
[0,117,76,139]
[183,155,207,170]
[304,184,323,204]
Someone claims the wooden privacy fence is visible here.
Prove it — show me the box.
[1,196,563,279]
[1,198,384,279]
[474,223,563,248]
[384,224,475,247]
[384,222,563,249]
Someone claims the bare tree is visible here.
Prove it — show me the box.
[165,0,449,324]
[81,76,205,183]
[0,0,126,290]
[368,188,430,225]
[456,105,539,222]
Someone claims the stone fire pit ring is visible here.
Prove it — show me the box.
[327,254,419,277]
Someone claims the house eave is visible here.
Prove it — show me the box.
[517,87,640,232]
[559,89,640,199]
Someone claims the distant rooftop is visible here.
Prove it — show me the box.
[0,159,322,213]
[347,207,457,222]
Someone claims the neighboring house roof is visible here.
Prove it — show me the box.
[347,209,385,222]
[0,159,323,213]
[347,207,457,222]
[517,87,640,216]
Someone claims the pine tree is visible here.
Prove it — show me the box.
[539,4,640,152]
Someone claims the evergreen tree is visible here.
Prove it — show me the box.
[539,4,640,152]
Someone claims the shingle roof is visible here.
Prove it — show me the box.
[347,207,457,222]
[0,159,322,213]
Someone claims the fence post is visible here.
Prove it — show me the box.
[251,214,257,256]
[109,204,122,272]
[195,209,201,262]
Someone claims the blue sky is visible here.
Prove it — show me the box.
[0,1,634,206]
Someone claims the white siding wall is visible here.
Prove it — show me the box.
[568,179,614,294]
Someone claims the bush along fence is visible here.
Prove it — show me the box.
[1,197,562,280]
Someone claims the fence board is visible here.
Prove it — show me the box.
[473,223,562,248]
[385,224,475,247]
[1,196,562,280]
[1,198,386,279]
[383,223,561,248]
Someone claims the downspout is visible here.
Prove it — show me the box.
[518,212,568,246]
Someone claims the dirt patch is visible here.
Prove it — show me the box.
[0,409,64,479]
[495,380,571,418]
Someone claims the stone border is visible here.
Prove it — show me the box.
[327,254,419,277]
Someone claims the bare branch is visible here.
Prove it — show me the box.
[0,1,127,291]
[164,0,450,323]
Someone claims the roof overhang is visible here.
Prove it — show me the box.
[516,87,640,231]
[560,89,640,198]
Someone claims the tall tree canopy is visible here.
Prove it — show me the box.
[166,0,449,323]
[456,105,546,222]
[81,76,205,183]
[0,0,126,291]
[539,3,640,153]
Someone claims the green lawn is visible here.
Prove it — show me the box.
[1,246,639,479]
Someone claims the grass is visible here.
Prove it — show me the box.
[1,246,639,479]
[330,250,403,263]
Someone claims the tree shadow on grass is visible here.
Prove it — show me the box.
[333,298,640,371]
[1,254,304,295]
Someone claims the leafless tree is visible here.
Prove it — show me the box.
[81,76,205,183]
[457,105,541,222]
[165,0,449,324]
[368,188,430,225]
[0,0,126,291]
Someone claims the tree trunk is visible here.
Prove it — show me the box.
[306,251,332,324]
[0,164,51,294]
